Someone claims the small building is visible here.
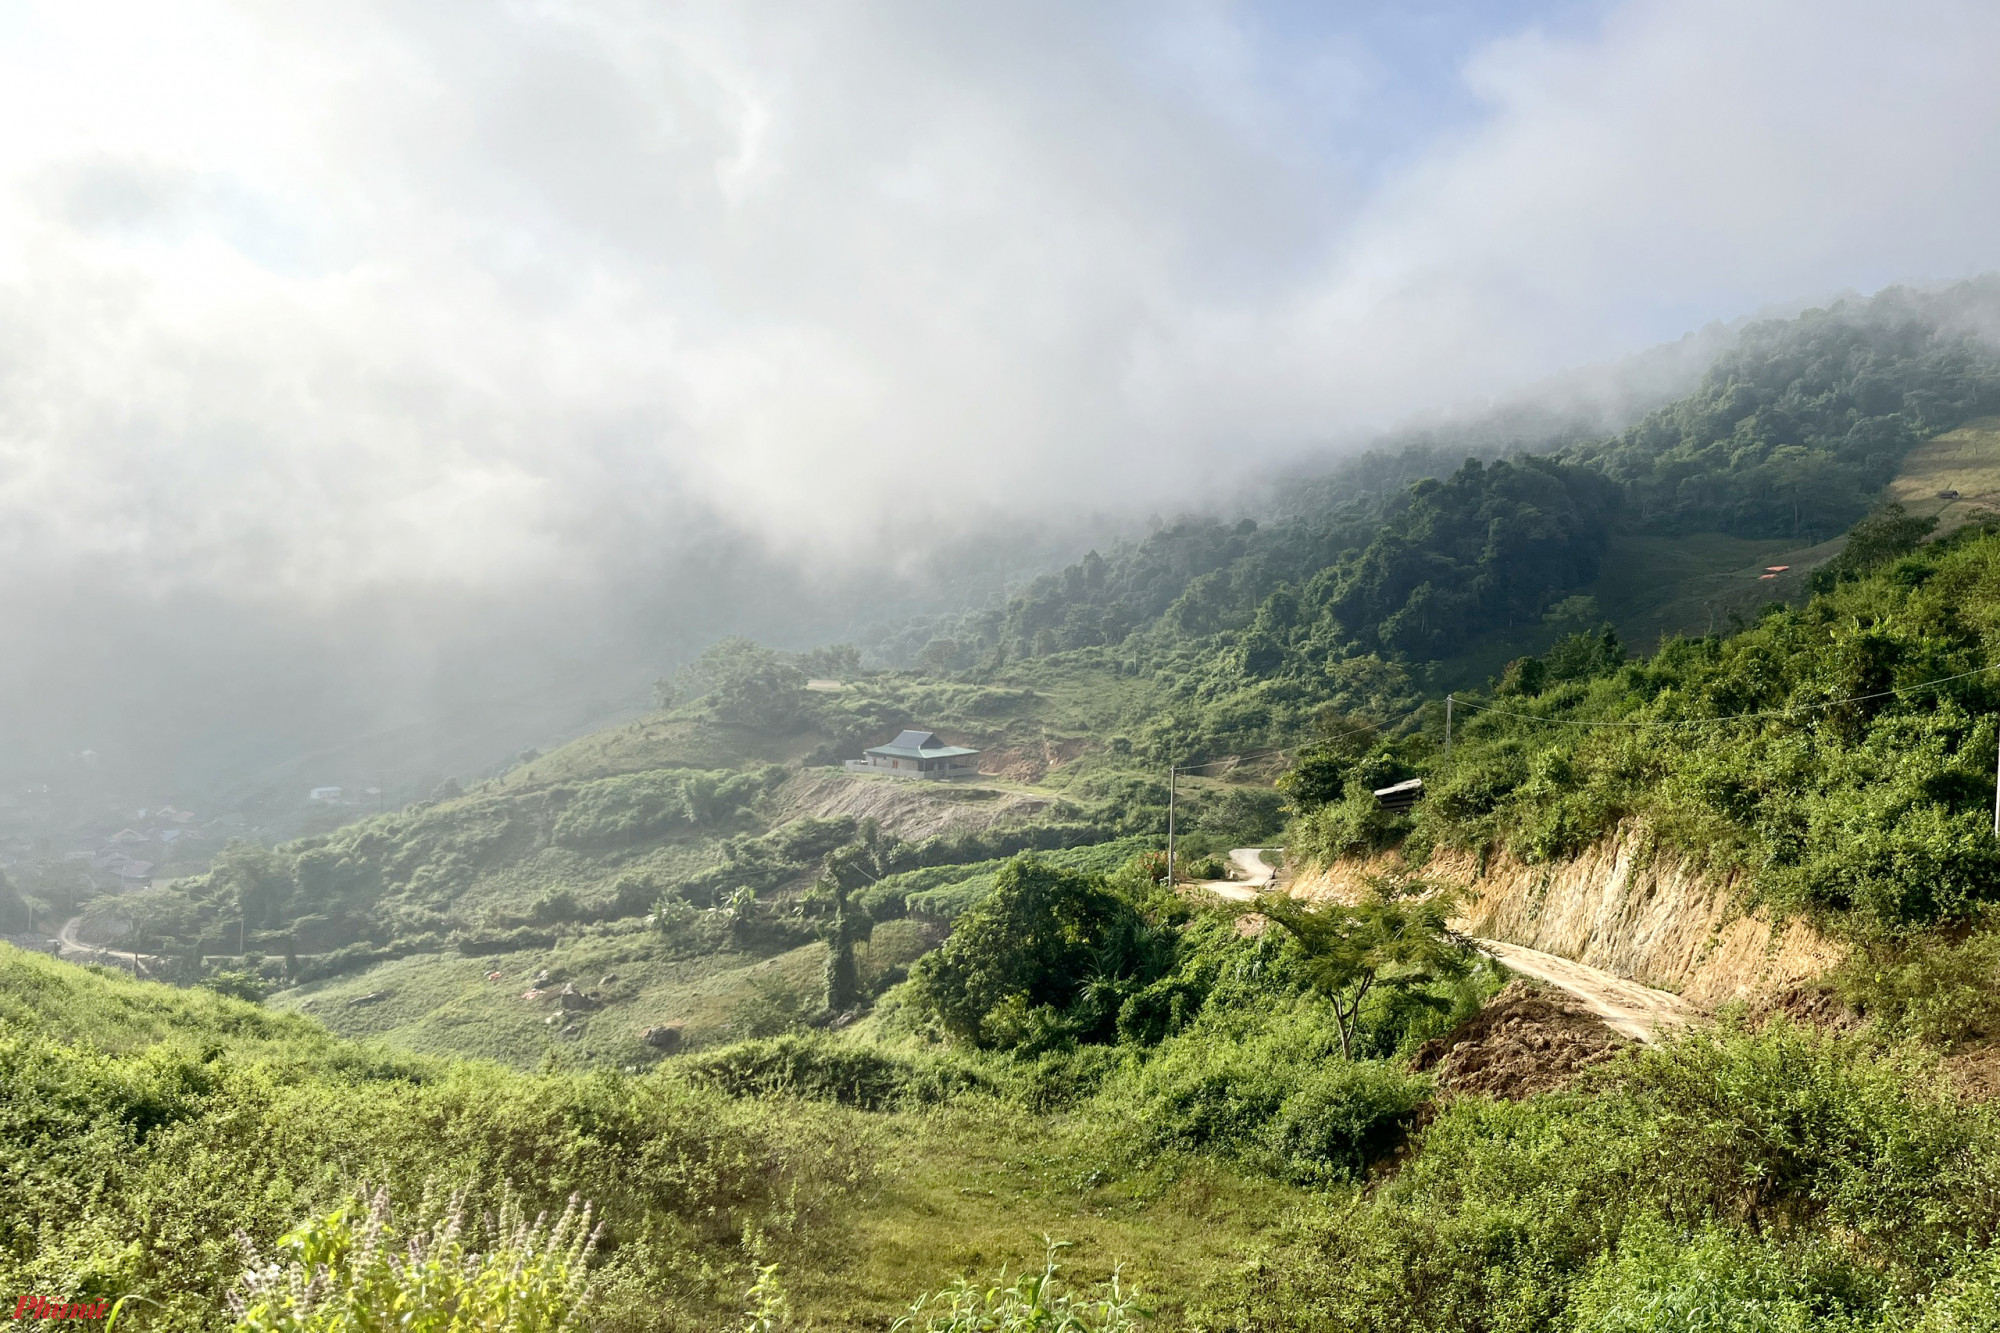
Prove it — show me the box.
[309,786,343,803]
[845,729,982,780]
[1372,778,1424,814]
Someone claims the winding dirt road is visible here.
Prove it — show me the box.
[1204,849,1699,1043]
[55,914,150,975]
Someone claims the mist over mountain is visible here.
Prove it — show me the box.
[10,0,2000,801]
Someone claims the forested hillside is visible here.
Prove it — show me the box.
[894,280,2000,678]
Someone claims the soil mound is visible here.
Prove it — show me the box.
[1410,980,1628,1100]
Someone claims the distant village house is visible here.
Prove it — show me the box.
[846,730,982,780]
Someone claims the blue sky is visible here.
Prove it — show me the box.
[1243,0,1616,173]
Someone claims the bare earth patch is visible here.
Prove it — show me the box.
[1410,980,1629,1100]
[1745,984,1864,1036]
[1944,1045,2000,1102]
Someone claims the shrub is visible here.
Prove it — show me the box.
[909,858,1144,1046]
[550,767,774,849]
[199,970,273,1003]
[1206,1022,1998,1332]
[1833,923,2000,1045]
[1284,788,1409,866]
[1564,1222,1887,1333]
[230,1185,598,1333]
[1106,1004,1427,1183]
[680,1034,989,1110]
[891,1241,1144,1333]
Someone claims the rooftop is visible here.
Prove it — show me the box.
[865,729,981,760]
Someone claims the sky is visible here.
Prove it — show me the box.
[3,0,2000,601]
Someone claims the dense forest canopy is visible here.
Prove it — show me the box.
[886,281,2000,676]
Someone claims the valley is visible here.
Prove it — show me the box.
[15,288,2000,1330]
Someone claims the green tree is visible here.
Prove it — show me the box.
[209,840,296,931]
[1255,876,1471,1059]
[909,858,1132,1045]
[1276,711,1379,813]
[821,877,861,1014]
[687,638,808,729]
[1809,501,1939,591]
[796,643,863,678]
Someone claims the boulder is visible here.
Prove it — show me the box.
[642,1025,683,1052]
[557,983,604,1012]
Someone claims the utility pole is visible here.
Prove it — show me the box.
[1445,695,1454,758]
[1165,761,1177,887]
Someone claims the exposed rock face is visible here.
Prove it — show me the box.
[1291,822,1843,1008]
[348,990,393,1007]
[1411,981,1627,1099]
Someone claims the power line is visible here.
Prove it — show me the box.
[1174,745,1294,772]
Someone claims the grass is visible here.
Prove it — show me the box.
[271,931,833,1067]
[0,941,1313,1329]
[1889,415,2000,531]
[490,716,834,792]
[790,1100,1307,1329]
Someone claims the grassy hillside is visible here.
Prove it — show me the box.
[79,288,2000,1083]
[0,930,1323,1330]
[1888,415,2000,526]
[19,849,2000,1330]
[25,286,2000,1328]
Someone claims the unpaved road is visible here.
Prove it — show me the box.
[56,914,150,975]
[57,914,88,955]
[1207,849,1699,1044]
[1202,847,1277,901]
[1472,938,1697,1043]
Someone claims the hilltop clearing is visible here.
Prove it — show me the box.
[1889,415,2000,526]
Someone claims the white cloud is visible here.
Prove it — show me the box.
[1,0,1998,596]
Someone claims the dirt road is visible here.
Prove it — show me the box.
[1201,847,1277,902]
[1471,938,1697,1043]
[1206,849,1699,1044]
[57,915,82,953]
[57,914,149,975]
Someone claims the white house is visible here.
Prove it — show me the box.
[309,786,343,802]
[845,729,982,780]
